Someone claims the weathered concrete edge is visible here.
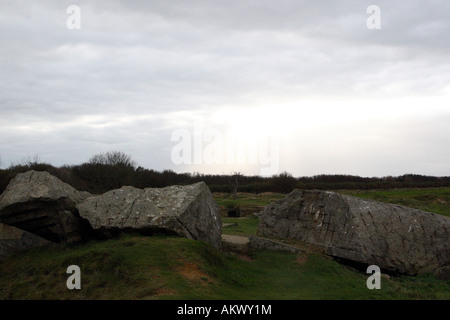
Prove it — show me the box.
[0,223,53,260]
[221,234,306,254]
[248,235,305,254]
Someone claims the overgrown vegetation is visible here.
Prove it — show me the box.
[0,234,448,300]
[0,152,449,195]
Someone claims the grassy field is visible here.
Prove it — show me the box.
[213,192,286,217]
[213,192,285,209]
[219,188,449,236]
[220,188,450,236]
[0,234,448,300]
[0,188,448,300]
[215,188,450,217]
[339,188,450,217]
[222,215,260,236]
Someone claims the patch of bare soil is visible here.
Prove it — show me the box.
[258,192,280,196]
[177,262,213,284]
[234,253,254,262]
[295,254,308,265]
[153,287,177,296]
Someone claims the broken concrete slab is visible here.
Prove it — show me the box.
[248,235,304,254]
[221,234,250,253]
[0,223,52,259]
[77,182,222,249]
[257,190,450,275]
[0,171,91,243]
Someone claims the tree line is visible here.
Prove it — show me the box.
[0,151,449,195]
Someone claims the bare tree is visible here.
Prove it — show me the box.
[271,171,297,193]
[228,171,242,200]
[81,151,137,191]
[9,154,42,168]
[23,154,41,167]
[89,151,137,168]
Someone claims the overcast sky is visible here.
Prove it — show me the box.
[0,0,449,177]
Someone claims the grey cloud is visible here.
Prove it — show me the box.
[0,0,449,175]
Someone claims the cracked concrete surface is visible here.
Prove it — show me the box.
[257,190,450,275]
[77,181,222,249]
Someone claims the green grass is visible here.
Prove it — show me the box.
[1,188,448,300]
[219,188,449,237]
[213,192,285,212]
[222,215,259,236]
[338,188,450,217]
[214,188,450,218]
[0,234,448,300]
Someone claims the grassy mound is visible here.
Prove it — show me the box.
[0,234,448,300]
